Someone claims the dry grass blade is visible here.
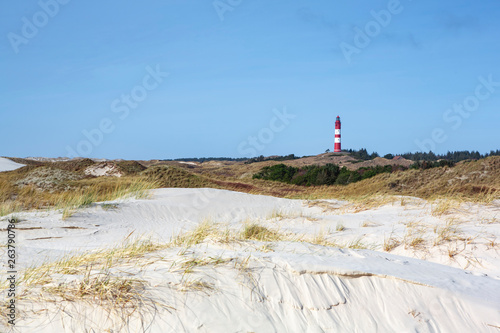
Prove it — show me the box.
[383,236,401,252]
[344,237,372,249]
[434,219,462,245]
[178,277,215,294]
[431,199,462,216]
[172,255,233,274]
[401,220,428,250]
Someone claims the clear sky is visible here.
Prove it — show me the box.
[1,0,499,159]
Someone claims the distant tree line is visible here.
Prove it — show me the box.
[400,150,500,162]
[244,154,301,164]
[347,149,500,163]
[166,157,249,163]
[166,149,499,164]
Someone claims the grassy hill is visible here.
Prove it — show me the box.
[0,155,498,217]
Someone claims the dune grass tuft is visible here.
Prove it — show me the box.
[177,277,215,294]
[242,223,282,242]
[18,238,164,290]
[403,221,427,250]
[383,230,401,252]
[44,268,146,306]
[434,219,462,245]
[336,223,346,232]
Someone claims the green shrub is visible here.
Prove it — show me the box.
[252,164,298,182]
[253,163,392,186]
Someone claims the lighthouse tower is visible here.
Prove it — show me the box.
[334,116,341,152]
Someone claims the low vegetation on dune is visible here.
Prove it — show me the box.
[15,167,84,191]
[140,165,216,188]
[0,160,159,216]
[0,155,498,217]
[330,156,499,202]
[246,156,499,202]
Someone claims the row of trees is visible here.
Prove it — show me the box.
[166,157,248,162]
[400,150,500,162]
[244,154,300,164]
[344,149,500,163]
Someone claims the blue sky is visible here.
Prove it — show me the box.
[1,0,499,159]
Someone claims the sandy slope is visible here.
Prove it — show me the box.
[0,157,25,172]
[1,188,499,332]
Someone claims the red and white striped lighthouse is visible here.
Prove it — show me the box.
[334,116,341,152]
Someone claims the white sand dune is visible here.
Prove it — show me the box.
[1,188,499,332]
[0,157,24,172]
